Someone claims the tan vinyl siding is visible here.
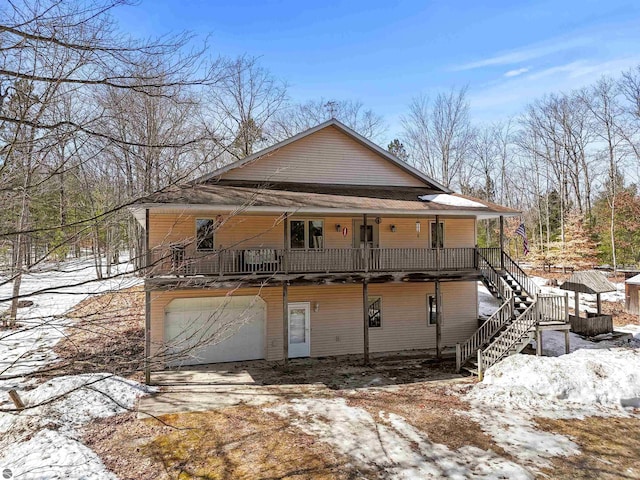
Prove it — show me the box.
[222,126,425,187]
[149,212,286,252]
[441,281,479,348]
[368,283,437,352]
[149,213,476,251]
[444,218,476,248]
[150,280,479,363]
[379,217,475,248]
[289,285,364,357]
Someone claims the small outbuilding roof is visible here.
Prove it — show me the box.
[560,270,617,294]
[626,274,640,285]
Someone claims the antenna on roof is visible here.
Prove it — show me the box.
[324,100,337,119]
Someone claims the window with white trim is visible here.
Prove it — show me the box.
[368,296,382,328]
[289,219,324,249]
[196,218,215,251]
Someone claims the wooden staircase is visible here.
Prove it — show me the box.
[457,248,568,379]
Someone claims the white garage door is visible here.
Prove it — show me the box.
[164,296,266,366]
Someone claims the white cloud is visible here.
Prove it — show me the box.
[468,55,640,121]
[504,67,530,77]
[452,36,589,71]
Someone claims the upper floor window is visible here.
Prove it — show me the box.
[289,219,324,249]
[430,221,444,249]
[196,218,215,251]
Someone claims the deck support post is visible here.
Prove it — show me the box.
[455,343,461,372]
[564,329,570,355]
[363,214,368,273]
[363,280,369,365]
[144,208,151,385]
[596,293,602,315]
[499,215,504,270]
[536,329,542,356]
[574,291,580,320]
[144,286,151,385]
[435,279,442,359]
[477,349,483,381]
[435,215,441,271]
[283,212,289,274]
[283,281,289,362]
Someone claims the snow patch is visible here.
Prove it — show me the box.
[268,397,532,479]
[419,194,486,208]
[531,276,626,311]
[463,347,640,467]
[478,349,640,410]
[0,257,147,479]
[532,329,639,357]
[1,429,117,480]
[478,282,500,319]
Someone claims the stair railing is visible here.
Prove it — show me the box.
[477,250,514,302]
[456,295,515,372]
[501,251,540,298]
[478,297,539,380]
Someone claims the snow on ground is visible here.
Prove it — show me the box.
[531,275,626,312]
[462,347,640,468]
[533,328,640,357]
[268,397,532,480]
[478,282,500,319]
[468,279,640,469]
[1,429,118,480]
[0,256,148,480]
[1,374,152,435]
[0,257,140,379]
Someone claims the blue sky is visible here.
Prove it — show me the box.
[113,0,640,137]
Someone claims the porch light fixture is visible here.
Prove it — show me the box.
[314,302,320,312]
[390,225,397,232]
[416,220,421,233]
[335,224,341,232]
[375,217,381,224]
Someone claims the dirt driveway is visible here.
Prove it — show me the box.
[139,353,466,417]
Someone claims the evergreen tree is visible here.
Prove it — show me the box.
[387,139,409,162]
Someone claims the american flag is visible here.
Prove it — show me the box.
[515,223,530,255]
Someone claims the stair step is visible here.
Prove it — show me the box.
[462,366,479,376]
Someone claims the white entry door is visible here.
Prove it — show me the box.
[288,302,311,358]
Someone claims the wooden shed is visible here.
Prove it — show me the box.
[625,274,640,316]
[560,271,616,336]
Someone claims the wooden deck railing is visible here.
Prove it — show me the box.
[456,296,515,372]
[148,247,478,277]
[477,294,568,379]
[478,247,540,298]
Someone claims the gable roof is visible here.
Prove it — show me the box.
[132,183,518,217]
[626,274,640,285]
[195,118,451,193]
[560,270,617,294]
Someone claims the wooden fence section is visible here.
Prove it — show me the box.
[149,247,478,277]
[569,314,613,336]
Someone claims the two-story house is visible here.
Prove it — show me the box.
[131,119,568,380]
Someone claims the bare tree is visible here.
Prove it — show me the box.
[579,78,628,270]
[0,0,223,323]
[269,98,386,142]
[401,87,473,189]
[206,55,288,159]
